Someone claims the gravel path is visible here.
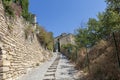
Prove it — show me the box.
[17,52,79,80]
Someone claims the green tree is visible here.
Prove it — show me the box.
[103,0,120,33]
[75,12,106,48]
[75,28,90,47]
[21,0,29,20]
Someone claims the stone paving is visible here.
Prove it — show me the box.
[17,52,79,80]
[55,54,78,80]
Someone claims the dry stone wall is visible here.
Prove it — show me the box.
[0,2,51,80]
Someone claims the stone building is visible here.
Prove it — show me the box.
[54,33,75,52]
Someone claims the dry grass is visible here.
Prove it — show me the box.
[61,39,120,80]
[73,39,120,80]
[84,40,120,80]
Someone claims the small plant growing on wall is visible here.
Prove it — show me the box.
[36,26,54,51]
[24,25,35,41]
[8,25,13,33]
[7,23,14,33]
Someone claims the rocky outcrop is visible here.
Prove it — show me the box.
[0,2,51,80]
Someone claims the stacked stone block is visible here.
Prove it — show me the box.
[0,1,51,80]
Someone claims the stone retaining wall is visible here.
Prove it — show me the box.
[0,2,51,80]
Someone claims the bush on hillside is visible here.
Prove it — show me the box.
[84,39,120,80]
[24,25,35,40]
[36,26,54,51]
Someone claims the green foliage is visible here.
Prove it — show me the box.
[36,26,47,45]
[20,0,34,22]
[103,0,120,33]
[61,44,75,50]
[5,5,14,17]
[75,9,120,48]
[24,25,34,40]
[2,0,34,23]
[21,0,29,18]
[20,0,34,23]
[36,26,54,51]
[105,0,120,11]
[61,44,77,61]
[13,0,21,4]
[74,0,120,79]
[2,0,14,17]
[75,28,90,48]
[46,32,54,50]
[103,11,120,33]
[75,0,120,48]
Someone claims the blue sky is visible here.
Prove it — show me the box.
[29,0,107,37]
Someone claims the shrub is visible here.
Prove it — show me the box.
[2,0,34,23]
[24,25,34,40]
[36,26,54,51]
[61,44,77,60]
[2,0,15,17]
